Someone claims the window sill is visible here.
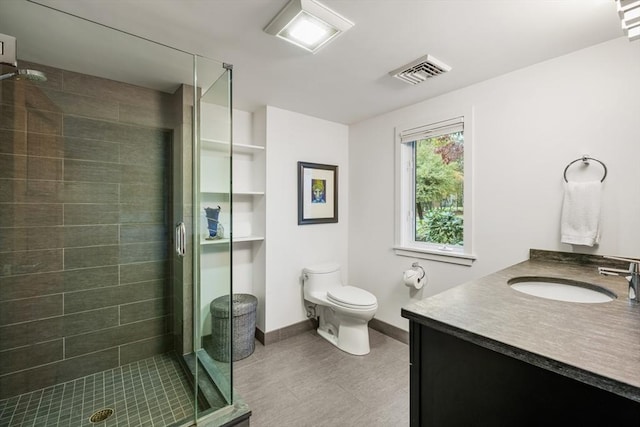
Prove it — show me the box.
[393,246,476,266]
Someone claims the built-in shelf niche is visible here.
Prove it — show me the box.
[199,103,265,336]
[201,140,265,195]
[200,191,264,244]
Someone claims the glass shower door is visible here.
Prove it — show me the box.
[193,58,234,419]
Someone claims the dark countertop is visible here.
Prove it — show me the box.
[401,250,640,403]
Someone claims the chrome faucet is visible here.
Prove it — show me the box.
[598,256,640,303]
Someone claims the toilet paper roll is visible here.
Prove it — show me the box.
[403,269,424,289]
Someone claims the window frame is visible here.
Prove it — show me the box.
[394,106,476,266]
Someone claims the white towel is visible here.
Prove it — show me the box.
[560,180,603,246]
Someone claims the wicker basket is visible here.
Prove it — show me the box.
[209,294,258,362]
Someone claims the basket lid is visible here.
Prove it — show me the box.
[210,294,257,317]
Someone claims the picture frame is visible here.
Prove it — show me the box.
[297,161,338,225]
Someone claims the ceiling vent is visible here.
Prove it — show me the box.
[389,54,451,85]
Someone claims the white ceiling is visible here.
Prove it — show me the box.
[1,0,625,124]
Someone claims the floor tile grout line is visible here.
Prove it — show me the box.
[81,375,87,424]
[29,389,43,427]
[135,359,152,425]
[149,356,171,424]
[42,384,55,425]
[117,366,129,426]
[55,382,66,427]
[121,364,133,426]
[4,394,19,427]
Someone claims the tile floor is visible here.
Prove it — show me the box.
[0,353,195,427]
[0,329,409,427]
[233,328,410,427]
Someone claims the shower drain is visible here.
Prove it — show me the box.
[89,408,114,423]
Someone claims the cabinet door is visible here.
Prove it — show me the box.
[412,323,640,425]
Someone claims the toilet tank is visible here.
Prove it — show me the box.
[303,263,342,295]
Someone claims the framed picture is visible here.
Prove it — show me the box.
[298,161,338,225]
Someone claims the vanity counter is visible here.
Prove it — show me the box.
[401,250,640,409]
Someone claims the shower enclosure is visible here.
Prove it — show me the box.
[0,2,246,426]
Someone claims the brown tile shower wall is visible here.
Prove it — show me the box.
[0,61,180,398]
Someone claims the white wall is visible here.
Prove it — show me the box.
[263,106,349,332]
[228,109,264,307]
[348,37,640,331]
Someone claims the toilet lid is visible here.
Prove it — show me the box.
[327,286,377,308]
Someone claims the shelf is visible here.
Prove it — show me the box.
[234,143,265,154]
[234,235,265,243]
[201,138,229,151]
[201,191,230,196]
[201,238,230,246]
[201,138,264,154]
[201,191,264,196]
[201,235,264,246]
[234,191,265,196]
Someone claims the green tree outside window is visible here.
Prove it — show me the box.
[414,132,464,245]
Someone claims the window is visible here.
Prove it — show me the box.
[394,109,475,266]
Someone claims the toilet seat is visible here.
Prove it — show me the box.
[327,286,377,310]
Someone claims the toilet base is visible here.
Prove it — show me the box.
[316,310,371,355]
[317,328,339,348]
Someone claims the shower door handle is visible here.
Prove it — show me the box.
[175,222,186,257]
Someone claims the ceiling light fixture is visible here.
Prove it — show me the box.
[616,0,640,41]
[264,0,354,53]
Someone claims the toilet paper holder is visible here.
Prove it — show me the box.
[411,262,425,280]
[404,262,426,289]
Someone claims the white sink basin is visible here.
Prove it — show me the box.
[508,277,616,303]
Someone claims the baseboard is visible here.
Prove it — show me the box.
[254,327,265,345]
[369,318,409,345]
[255,319,315,346]
[255,318,408,346]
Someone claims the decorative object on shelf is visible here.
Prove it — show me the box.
[298,161,338,225]
[204,206,224,239]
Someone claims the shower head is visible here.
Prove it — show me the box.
[0,69,47,82]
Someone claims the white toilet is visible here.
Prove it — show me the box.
[302,263,378,355]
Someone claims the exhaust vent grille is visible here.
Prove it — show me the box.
[390,54,451,85]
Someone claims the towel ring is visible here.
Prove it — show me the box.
[563,156,607,183]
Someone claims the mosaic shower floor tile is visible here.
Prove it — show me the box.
[0,353,195,427]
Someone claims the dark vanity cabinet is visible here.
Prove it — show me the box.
[406,320,640,426]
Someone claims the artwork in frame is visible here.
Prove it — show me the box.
[298,161,338,225]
